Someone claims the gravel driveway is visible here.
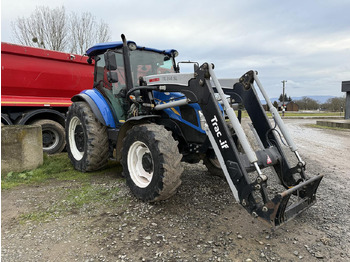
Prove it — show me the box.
[2,119,350,261]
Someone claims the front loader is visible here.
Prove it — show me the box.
[66,34,323,227]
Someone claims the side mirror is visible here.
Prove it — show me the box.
[107,71,119,83]
[104,51,118,71]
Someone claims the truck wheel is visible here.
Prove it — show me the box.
[121,124,183,202]
[32,119,66,154]
[203,154,224,178]
[66,102,109,172]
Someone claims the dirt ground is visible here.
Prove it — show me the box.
[2,119,350,261]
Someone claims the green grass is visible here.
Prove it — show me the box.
[237,110,343,118]
[19,184,128,224]
[1,153,127,223]
[1,153,123,190]
[278,112,343,117]
[307,124,349,131]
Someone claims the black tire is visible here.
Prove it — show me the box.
[121,124,183,202]
[32,119,66,154]
[65,101,109,172]
[203,153,225,178]
[1,113,12,125]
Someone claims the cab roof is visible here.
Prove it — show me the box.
[86,41,177,57]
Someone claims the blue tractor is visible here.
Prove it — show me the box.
[66,35,323,226]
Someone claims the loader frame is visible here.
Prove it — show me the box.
[140,63,323,227]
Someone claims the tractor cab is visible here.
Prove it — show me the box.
[86,38,178,122]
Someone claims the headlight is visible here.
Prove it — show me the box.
[172,50,179,57]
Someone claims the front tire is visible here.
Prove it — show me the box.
[66,101,109,172]
[121,124,183,202]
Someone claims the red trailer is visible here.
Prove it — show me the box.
[1,42,94,154]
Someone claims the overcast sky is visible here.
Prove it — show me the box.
[1,0,350,98]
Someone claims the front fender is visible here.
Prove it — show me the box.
[72,89,115,128]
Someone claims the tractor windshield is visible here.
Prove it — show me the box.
[130,50,175,87]
[94,49,175,122]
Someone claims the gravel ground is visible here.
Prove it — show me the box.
[2,119,350,261]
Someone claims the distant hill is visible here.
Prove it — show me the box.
[262,95,336,104]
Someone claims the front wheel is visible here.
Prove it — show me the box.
[66,101,109,172]
[121,124,183,202]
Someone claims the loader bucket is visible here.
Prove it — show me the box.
[255,174,324,227]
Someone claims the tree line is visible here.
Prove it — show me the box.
[11,6,111,55]
[295,96,346,111]
[274,93,346,111]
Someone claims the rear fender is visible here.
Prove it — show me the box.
[72,89,115,128]
[17,109,65,126]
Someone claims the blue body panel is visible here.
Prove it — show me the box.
[86,40,177,57]
[81,89,223,134]
[81,89,116,128]
[153,91,206,134]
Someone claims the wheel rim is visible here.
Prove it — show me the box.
[42,128,59,151]
[69,116,85,161]
[127,141,154,188]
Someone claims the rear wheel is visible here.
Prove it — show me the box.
[32,119,65,154]
[121,124,183,202]
[66,102,109,172]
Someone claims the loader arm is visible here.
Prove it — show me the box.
[141,63,323,227]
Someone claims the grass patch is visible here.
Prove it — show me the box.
[307,124,349,131]
[64,185,116,209]
[1,153,123,190]
[3,153,127,224]
[280,112,343,117]
[237,110,343,118]
[19,184,129,224]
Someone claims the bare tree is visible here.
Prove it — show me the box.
[69,12,111,54]
[96,20,110,44]
[11,6,111,54]
[12,6,69,51]
[321,97,345,112]
[294,97,319,110]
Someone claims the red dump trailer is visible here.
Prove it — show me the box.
[1,42,94,154]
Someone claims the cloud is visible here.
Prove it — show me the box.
[1,0,349,98]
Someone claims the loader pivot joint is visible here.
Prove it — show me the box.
[239,70,255,90]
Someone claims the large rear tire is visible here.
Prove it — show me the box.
[66,101,109,172]
[121,124,183,202]
[32,119,66,154]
